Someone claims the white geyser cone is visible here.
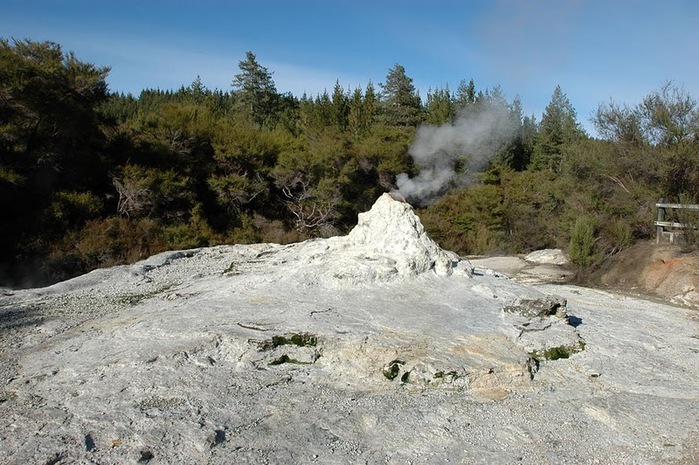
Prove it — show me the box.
[347,193,466,277]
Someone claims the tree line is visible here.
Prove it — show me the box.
[1,39,698,287]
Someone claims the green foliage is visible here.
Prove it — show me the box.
[496,97,532,171]
[530,85,586,172]
[379,64,422,127]
[207,172,267,215]
[594,82,699,200]
[421,167,566,256]
[232,51,279,128]
[43,217,167,283]
[212,120,290,173]
[208,121,296,223]
[382,360,405,380]
[161,204,214,250]
[425,86,454,125]
[0,39,109,178]
[269,333,318,348]
[114,164,194,220]
[637,82,698,147]
[224,213,261,244]
[331,81,349,131]
[128,101,216,152]
[454,79,476,112]
[353,124,414,188]
[0,39,112,283]
[420,183,504,255]
[346,85,376,137]
[271,144,345,235]
[569,216,597,267]
[670,194,699,251]
[530,341,585,361]
[50,191,104,229]
[499,169,563,251]
[3,40,699,288]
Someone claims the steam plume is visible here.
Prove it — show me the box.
[394,104,517,206]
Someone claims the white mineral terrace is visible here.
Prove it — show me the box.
[0,194,698,464]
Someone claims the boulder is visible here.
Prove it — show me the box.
[524,248,569,265]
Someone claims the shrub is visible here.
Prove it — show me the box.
[569,216,597,267]
[49,190,104,229]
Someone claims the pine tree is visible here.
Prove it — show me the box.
[455,78,476,115]
[363,81,378,130]
[232,51,278,127]
[331,81,349,131]
[530,85,585,171]
[347,86,364,137]
[379,64,422,127]
[425,86,454,125]
[499,96,532,171]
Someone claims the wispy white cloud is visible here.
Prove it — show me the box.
[7,25,367,97]
[78,32,378,97]
[464,0,699,135]
[2,0,697,137]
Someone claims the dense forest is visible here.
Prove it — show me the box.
[2,39,699,287]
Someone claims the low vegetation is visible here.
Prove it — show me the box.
[1,38,698,287]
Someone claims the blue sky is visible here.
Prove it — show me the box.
[2,0,698,135]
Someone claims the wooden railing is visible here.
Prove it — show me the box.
[655,198,699,243]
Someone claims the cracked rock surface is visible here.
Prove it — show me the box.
[1,194,698,464]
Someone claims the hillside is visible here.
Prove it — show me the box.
[591,240,699,308]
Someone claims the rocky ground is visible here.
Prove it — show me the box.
[472,239,699,310]
[1,194,698,464]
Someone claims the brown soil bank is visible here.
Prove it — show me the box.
[591,240,699,308]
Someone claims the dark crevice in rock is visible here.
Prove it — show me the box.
[211,429,226,448]
[84,433,96,452]
[44,452,65,465]
[138,449,154,463]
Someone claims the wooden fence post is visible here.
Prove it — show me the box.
[656,198,665,244]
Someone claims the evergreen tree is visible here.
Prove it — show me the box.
[425,86,454,125]
[232,51,278,127]
[185,75,209,105]
[315,90,333,128]
[347,86,364,137]
[363,81,378,130]
[454,78,476,115]
[487,85,508,109]
[496,96,531,171]
[379,64,422,127]
[530,85,586,171]
[330,81,349,131]
[520,113,538,166]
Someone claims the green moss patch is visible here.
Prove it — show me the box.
[382,359,405,380]
[530,340,586,361]
[260,333,318,351]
